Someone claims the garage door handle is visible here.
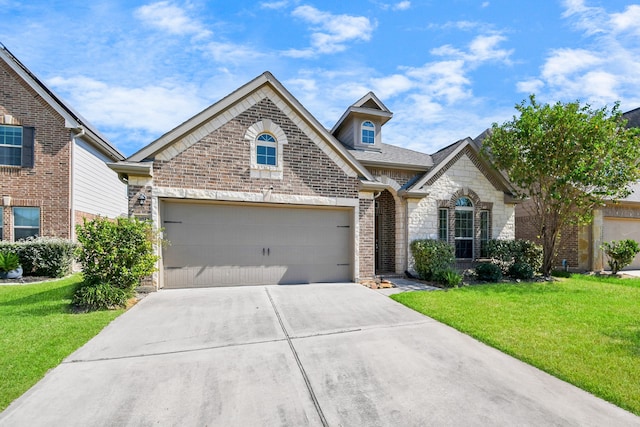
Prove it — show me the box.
[263,248,265,256]
[267,248,270,256]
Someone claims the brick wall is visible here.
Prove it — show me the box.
[153,98,359,199]
[0,59,71,240]
[368,167,422,187]
[376,189,395,272]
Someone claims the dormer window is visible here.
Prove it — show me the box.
[256,133,277,166]
[361,121,375,144]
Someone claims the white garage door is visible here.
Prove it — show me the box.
[603,217,640,270]
[161,201,353,288]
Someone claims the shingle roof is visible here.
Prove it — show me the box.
[430,139,466,166]
[348,143,433,170]
[623,107,640,129]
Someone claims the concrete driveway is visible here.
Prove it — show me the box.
[1,284,638,426]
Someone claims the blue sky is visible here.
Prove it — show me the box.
[1,0,639,156]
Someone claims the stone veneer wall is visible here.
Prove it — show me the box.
[359,195,375,279]
[407,153,515,270]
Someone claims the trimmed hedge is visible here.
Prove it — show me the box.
[0,237,76,277]
[486,239,542,278]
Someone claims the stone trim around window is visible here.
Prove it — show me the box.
[245,119,288,180]
[437,188,494,260]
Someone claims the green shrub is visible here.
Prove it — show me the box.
[434,268,463,288]
[486,239,542,277]
[72,283,131,310]
[475,262,503,282]
[600,239,640,274]
[508,262,534,280]
[0,237,76,277]
[410,239,455,281]
[74,217,159,310]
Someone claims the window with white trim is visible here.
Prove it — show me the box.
[13,207,40,240]
[256,133,277,166]
[455,197,474,258]
[361,121,375,144]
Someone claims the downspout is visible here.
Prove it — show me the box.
[69,127,85,241]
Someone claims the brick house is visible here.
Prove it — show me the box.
[109,72,517,289]
[0,45,127,242]
[515,107,640,272]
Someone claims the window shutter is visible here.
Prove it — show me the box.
[21,126,35,168]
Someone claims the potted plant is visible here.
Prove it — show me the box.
[0,251,23,279]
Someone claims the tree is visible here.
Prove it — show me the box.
[482,95,640,276]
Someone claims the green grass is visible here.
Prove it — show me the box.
[0,275,123,411]
[392,275,640,415]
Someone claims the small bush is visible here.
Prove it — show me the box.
[551,270,572,278]
[410,239,455,281]
[0,237,76,277]
[72,283,131,310]
[74,217,160,310]
[475,262,503,282]
[486,239,542,277]
[600,239,640,274]
[434,268,463,288]
[508,262,534,280]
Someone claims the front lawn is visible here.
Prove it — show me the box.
[0,275,123,411]
[392,275,640,415]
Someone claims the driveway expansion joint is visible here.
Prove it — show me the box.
[63,337,288,364]
[265,287,329,427]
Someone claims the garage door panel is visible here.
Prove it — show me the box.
[603,217,640,270]
[162,202,353,288]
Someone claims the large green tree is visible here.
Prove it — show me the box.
[482,95,640,276]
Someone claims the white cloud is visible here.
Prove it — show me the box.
[393,1,411,11]
[203,41,265,64]
[431,33,512,65]
[610,4,640,36]
[541,48,603,80]
[516,79,544,94]
[519,2,640,108]
[288,5,375,55]
[134,1,212,39]
[48,75,208,146]
[260,1,289,10]
[370,74,414,99]
[481,2,490,8]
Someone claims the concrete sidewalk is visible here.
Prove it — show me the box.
[1,283,638,426]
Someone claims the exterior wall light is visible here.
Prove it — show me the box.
[138,193,147,205]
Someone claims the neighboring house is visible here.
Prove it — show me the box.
[515,107,640,271]
[0,45,127,242]
[109,72,517,289]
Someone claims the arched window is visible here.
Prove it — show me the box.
[361,121,375,144]
[455,197,474,258]
[256,133,277,166]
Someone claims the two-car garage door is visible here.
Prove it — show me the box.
[161,201,353,288]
